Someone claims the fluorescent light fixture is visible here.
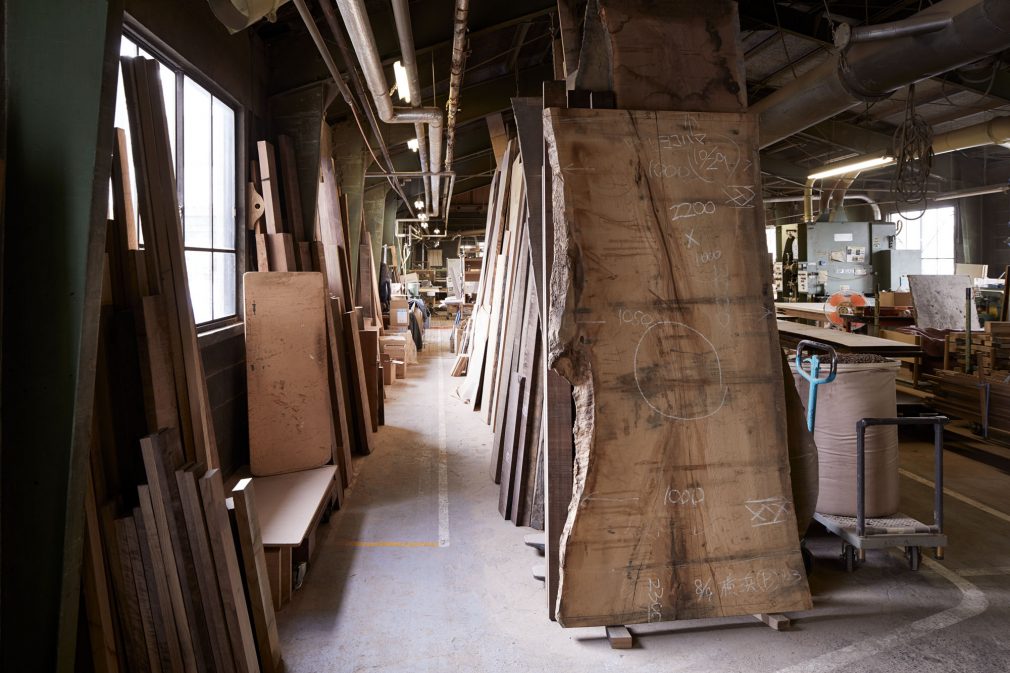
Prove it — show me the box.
[393,61,411,103]
[407,138,419,152]
[413,198,425,210]
[808,154,895,181]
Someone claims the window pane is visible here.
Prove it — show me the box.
[184,76,213,248]
[212,98,236,250]
[921,258,939,275]
[938,258,955,276]
[186,251,214,324]
[213,252,237,319]
[120,36,138,57]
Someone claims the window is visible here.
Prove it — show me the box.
[114,35,238,326]
[889,206,956,275]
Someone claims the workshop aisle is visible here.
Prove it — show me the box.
[277,331,1010,673]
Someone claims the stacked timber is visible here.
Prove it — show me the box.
[80,56,284,672]
[944,322,1010,376]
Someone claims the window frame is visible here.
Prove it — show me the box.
[123,18,247,331]
[888,205,956,276]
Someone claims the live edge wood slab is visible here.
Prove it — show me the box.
[545,107,811,627]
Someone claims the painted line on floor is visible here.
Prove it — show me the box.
[899,468,1010,525]
[437,328,451,547]
[332,540,439,548]
[774,556,988,673]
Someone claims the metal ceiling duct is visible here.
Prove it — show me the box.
[754,0,1010,149]
[331,0,445,215]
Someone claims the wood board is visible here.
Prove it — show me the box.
[908,274,981,331]
[244,272,336,476]
[544,370,574,622]
[254,465,338,547]
[230,479,282,673]
[545,107,810,627]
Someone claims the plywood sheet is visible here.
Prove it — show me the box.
[546,108,810,627]
[244,272,335,476]
[908,274,981,331]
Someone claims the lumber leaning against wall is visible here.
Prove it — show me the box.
[546,108,811,627]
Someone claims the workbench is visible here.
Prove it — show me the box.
[776,320,923,357]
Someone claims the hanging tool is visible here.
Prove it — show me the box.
[794,339,839,432]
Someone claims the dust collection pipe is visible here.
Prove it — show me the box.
[332,0,445,215]
[754,0,1010,149]
[767,193,882,220]
[390,0,433,214]
[833,14,953,48]
[800,116,1010,219]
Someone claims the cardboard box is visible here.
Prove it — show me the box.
[389,297,410,327]
[878,291,912,307]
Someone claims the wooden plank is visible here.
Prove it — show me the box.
[511,97,546,312]
[139,431,205,672]
[256,141,284,235]
[344,308,376,454]
[776,320,920,354]
[264,233,297,272]
[108,510,150,672]
[252,465,338,547]
[324,294,355,488]
[277,135,306,242]
[577,0,746,113]
[546,108,810,627]
[136,488,185,672]
[254,231,270,272]
[230,479,283,673]
[497,374,527,519]
[605,625,633,649]
[176,467,236,673]
[359,328,380,432]
[511,271,541,524]
[81,476,120,673]
[455,307,490,406]
[755,613,791,631]
[136,294,181,432]
[245,272,336,476]
[198,469,260,673]
[120,514,163,673]
[122,56,218,469]
[486,112,509,166]
[908,274,981,331]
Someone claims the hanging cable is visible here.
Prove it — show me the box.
[891,82,934,220]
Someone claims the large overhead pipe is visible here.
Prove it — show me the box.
[331,0,445,214]
[754,0,1010,149]
[391,0,433,214]
[442,0,471,215]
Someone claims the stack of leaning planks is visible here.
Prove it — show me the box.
[81,56,283,672]
[452,134,547,531]
[943,322,1010,376]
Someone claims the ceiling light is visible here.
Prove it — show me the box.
[808,154,895,181]
[434,228,441,235]
[421,221,429,229]
[418,212,429,222]
[393,61,411,103]
[413,198,425,210]
[407,138,419,152]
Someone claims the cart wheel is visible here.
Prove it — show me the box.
[843,544,856,573]
[908,546,921,571]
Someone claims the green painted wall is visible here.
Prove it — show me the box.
[2,1,120,669]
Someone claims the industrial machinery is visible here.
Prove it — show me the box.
[774,220,898,301]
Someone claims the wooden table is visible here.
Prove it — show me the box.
[775,302,831,325]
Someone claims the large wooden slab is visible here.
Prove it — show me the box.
[244,272,335,476]
[546,108,810,627]
[254,465,338,547]
[908,274,980,331]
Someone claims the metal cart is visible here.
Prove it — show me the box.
[814,415,949,572]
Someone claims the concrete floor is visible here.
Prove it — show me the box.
[277,328,1010,673]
